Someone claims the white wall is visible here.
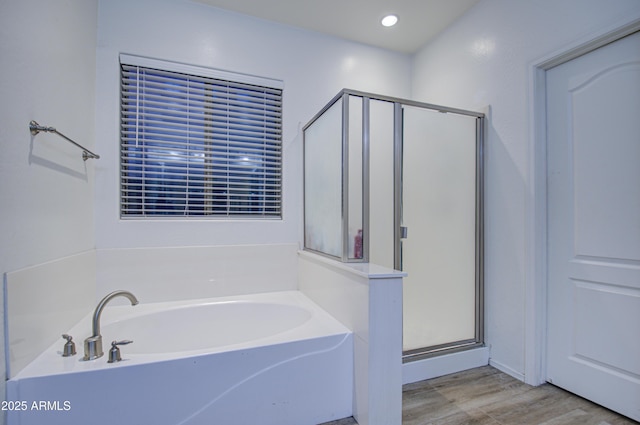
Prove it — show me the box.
[95,0,412,250]
[0,0,98,276]
[411,0,640,381]
[0,0,98,418]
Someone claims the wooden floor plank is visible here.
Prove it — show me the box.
[320,366,638,425]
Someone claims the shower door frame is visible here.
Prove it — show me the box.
[399,100,485,361]
[303,89,485,361]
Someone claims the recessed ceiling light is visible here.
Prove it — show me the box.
[381,14,398,27]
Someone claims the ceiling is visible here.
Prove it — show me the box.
[192,0,480,54]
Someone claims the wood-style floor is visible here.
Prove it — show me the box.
[321,366,638,425]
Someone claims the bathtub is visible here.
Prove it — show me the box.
[7,291,353,425]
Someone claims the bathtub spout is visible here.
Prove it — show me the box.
[83,290,139,361]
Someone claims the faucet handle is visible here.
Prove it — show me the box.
[108,340,133,363]
[61,334,76,357]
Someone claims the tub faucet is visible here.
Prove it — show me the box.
[83,290,139,361]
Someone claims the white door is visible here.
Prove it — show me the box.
[546,30,640,421]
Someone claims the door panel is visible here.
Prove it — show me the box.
[546,30,640,422]
[571,60,640,260]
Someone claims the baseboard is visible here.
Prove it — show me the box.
[489,358,525,382]
[402,347,490,385]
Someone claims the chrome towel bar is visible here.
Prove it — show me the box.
[29,120,100,161]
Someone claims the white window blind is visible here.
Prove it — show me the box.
[120,56,283,218]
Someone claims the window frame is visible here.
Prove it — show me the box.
[119,54,284,220]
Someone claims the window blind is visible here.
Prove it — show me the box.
[120,58,282,218]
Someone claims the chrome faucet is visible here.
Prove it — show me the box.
[83,290,139,361]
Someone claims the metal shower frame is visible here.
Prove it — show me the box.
[303,89,485,360]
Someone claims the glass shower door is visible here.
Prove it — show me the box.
[401,105,481,356]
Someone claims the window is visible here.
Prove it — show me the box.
[119,55,283,218]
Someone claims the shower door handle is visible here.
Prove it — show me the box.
[400,226,408,239]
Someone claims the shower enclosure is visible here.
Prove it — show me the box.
[303,89,484,360]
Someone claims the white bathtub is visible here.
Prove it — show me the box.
[7,291,353,425]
